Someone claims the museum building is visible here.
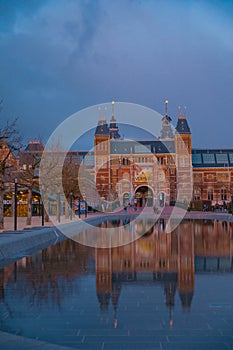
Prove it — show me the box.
[93,103,233,209]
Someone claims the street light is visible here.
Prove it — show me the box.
[57,192,61,223]
[84,196,87,218]
[78,196,81,218]
[41,185,44,226]
[231,194,233,215]
[14,178,18,231]
[70,192,73,220]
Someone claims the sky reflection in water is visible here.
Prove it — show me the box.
[0,219,233,348]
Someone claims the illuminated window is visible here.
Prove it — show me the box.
[207,188,213,201]
[221,188,227,200]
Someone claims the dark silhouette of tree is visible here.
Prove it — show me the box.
[0,115,22,229]
[62,152,80,198]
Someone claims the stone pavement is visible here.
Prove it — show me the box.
[1,207,233,233]
[0,330,75,350]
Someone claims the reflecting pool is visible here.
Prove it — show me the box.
[1,219,233,350]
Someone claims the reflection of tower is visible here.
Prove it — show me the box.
[177,223,195,310]
[111,275,122,328]
[95,248,112,311]
[164,279,177,307]
[164,279,177,327]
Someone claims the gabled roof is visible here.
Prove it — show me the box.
[25,140,44,152]
[176,115,191,134]
[95,117,109,135]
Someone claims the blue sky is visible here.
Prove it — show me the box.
[0,0,232,148]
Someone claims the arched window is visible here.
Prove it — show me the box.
[193,187,201,200]
[122,158,129,165]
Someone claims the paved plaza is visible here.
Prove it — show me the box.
[1,208,233,233]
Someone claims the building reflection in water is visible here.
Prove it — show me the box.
[0,219,232,329]
[95,219,232,327]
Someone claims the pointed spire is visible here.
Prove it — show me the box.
[178,105,181,116]
[109,101,120,139]
[165,99,169,115]
[160,100,173,139]
[98,106,101,118]
[178,106,187,120]
[111,100,115,121]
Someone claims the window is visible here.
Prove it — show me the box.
[202,153,215,164]
[207,174,214,180]
[192,153,202,164]
[158,172,165,181]
[221,188,227,200]
[216,153,228,164]
[179,157,189,167]
[207,188,213,201]
[122,158,129,165]
[193,188,201,200]
[158,157,164,165]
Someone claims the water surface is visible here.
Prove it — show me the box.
[0,219,233,350]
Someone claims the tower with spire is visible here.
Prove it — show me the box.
[94,102,121,201]
[174,106,193,204]
[109,101,121,139]
[175,106,192,153]
[94,112,111,201]
[160,100,174,139]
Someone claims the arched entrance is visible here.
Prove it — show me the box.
[135,186,154,207]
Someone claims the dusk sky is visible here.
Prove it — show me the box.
[0,0,232,149]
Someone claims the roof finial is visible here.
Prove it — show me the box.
[111,100,115,120]
[165,99,168,115]
[178,105,181,116]
[98,106,101,118]
[184,105,187,117]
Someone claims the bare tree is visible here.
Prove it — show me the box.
[62,152,80,198]
[39,140,64,222]
[0,118,22,229]
[19,153,40,225]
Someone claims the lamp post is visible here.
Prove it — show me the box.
[41,185,44,226]
[70,192,73,220]
[14,178,18,231]
[231,194,233,215]
[57,192,61,223]
[84,196,87,218]
[78,196,81,218]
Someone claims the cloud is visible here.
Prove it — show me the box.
[0,0,232,148]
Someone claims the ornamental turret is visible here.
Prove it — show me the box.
[109,101,121,139]
[160,100,174,139]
